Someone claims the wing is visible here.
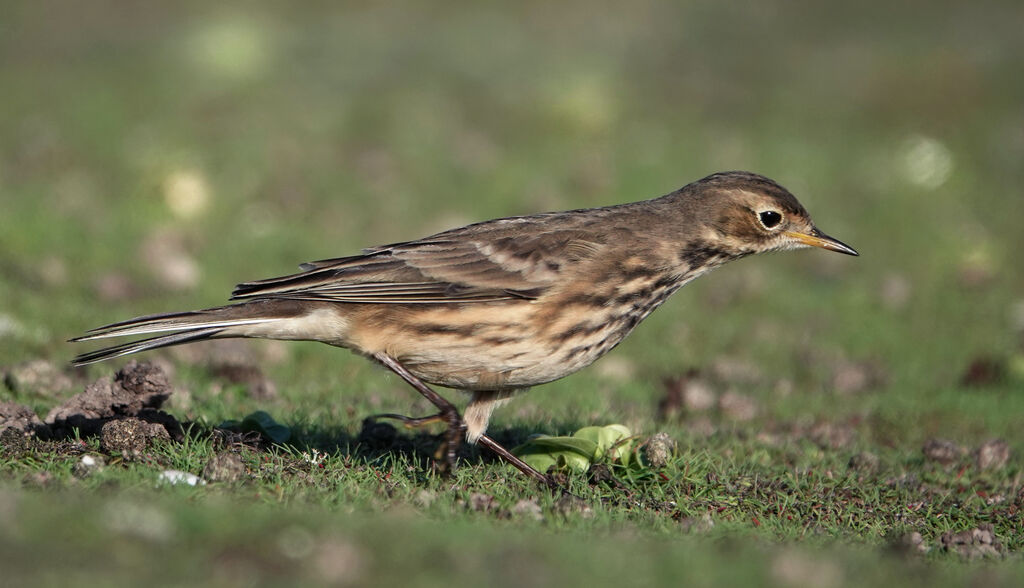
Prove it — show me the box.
[231,216,606,304]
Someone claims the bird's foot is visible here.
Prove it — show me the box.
[367,410,466,475]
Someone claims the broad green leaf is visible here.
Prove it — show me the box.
[512,434,597,473]
[573,424,634,464]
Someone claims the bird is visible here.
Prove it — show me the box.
[71,171,857,485]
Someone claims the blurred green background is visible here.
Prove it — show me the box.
[2,0,1024,583]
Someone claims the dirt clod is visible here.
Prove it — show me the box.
[848,451,879,472]
[0,401,49,438]
[115,361,173,400]
[203,451,247,483]
[922,438,965,465]
[587,463,621,487]
[46,361,176,437]
[643,432,676,468]
[101,417,166,457]
[0,427,33,454]
[974,439,1010,471]
[940,524,1004,559]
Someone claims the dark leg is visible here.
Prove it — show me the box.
[372,353,466,472]
[476,435,553,487]
[372,352,553,487]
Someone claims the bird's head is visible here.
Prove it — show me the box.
[687,171,858,258]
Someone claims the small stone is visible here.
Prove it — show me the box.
[511,499,543,521]
[941,524,1004,559]
[678,513,715,533]
[468,492,497,513]
[72,454,106,478]
[158,470,205,486]
[974,439,1010,471]
[202,451,247,483]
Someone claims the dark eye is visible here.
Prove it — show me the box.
[758,210,782,229]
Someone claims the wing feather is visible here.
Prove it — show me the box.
[231,214,608,304]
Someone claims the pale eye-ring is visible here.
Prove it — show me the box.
[758,210,783,229]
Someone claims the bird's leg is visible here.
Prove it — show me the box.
[475,435,556,488]
[372,353,466,473]
[372,352,553,487]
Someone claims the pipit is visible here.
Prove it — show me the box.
[72,171,857,485]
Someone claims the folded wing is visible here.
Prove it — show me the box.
[231,217,605,304]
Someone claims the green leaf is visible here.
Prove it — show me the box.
[511,425,638,473]
[512,434,597,473]
[574,424,635,464]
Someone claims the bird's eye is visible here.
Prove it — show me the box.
[758,210,783,229]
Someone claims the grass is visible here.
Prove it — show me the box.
[2,0,1024,585]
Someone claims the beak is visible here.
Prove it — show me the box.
[784,228,859,256]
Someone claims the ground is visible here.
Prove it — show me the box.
[2,1,1024,585]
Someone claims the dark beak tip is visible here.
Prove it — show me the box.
[813,228,858,257]
[834,242,859,257]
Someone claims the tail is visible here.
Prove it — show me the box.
[69,301,306,366]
